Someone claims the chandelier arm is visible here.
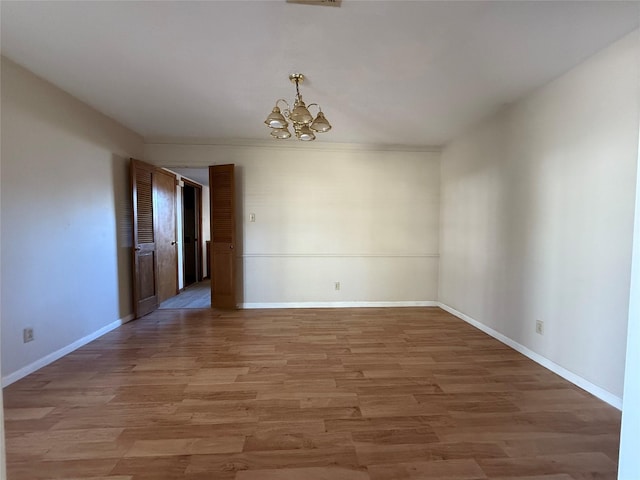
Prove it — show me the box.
[306,103,321,115]
[275,98,290,111]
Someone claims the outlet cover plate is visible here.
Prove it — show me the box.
[23,328,34,343]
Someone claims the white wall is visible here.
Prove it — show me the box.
[145,143,440,306]
[202,184,210,280]
[439,31,639,403]
[177,179,184,290]
[178,179,210,283]
[0,57,144,383]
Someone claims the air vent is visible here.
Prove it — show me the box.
[286,0,341,7]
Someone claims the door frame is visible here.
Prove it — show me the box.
[181,178,203,285]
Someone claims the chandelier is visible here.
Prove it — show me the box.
[264,73,332,141]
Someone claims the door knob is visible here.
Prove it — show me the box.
[230,245,234,250]
[135,247,141,251]
[171,241,176,245]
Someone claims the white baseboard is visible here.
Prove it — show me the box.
[437,303,622,410]
[2,314,135,388]
[240,301,438,309]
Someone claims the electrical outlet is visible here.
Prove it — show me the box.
[249,213,256,222]
[335,281,341,291]
[535,320,544,335]
[23,328,34,343]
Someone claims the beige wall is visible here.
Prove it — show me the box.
[145,143,440,306]
[439,31,639,402]
[0,57,144,383]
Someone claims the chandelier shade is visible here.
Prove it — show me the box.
[270,127,292,139]
[264,73,331,141]
[310,111,331,133]
[297,125,316,141]
[290,100,313,125]
[265,106,288,129]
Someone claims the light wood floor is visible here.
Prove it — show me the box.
[159,280,211,309]
[4,307,621,479]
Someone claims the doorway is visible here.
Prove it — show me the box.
[182,180,202,288]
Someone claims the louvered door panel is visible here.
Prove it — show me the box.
[209,164,236,309]
[131,159,159,318]
[136,169,154,243]
[212,171,233,244]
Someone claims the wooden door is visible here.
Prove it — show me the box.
[131,159,159,318]
[155,169,178,303]
[209,164,236,309]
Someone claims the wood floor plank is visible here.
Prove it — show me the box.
[124,435,246,457]
[110,455,191,479]
[3,307,621,479]
[367,458,487,480]
[477,452,617,477]
[7,459,119,480]
[235,466,371,480]
[183,447,362,475]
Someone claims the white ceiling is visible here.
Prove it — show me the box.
[1,1,638,147]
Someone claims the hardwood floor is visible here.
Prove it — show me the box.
[3,307,621,479]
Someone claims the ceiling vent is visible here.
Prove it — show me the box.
[286,0,341,7]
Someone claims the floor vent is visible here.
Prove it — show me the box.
[286,0,342,7]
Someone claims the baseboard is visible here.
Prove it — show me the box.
[1,313,135,388]
[437,303,622,410]
[240,301,438,309]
